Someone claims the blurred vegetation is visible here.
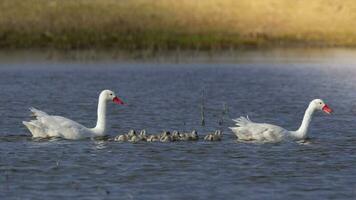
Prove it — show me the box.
[1,0,356,50]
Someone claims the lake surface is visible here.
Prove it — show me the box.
[0,49,356,199]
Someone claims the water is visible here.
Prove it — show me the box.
[0,49,356,199]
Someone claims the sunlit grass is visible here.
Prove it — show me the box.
[1,0,356,49]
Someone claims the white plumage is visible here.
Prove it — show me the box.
[23,108,89,139]
[230,99,332,142]
[230,116,286,142]
[23,90,124,140]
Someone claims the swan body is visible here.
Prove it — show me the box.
[230,99,332,142]
[23,90,124,140]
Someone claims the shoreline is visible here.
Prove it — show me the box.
[1,47,355,64]
[1,32,356,50]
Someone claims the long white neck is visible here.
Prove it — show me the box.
[291,103,316,139]
[93,94,107,135]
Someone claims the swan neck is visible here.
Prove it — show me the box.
[94,94,107,135]
[294,104,315,139]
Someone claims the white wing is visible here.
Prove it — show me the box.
[230,116,288,142]
[23,108,90,139]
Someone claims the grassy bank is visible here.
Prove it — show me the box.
[1,0,356,50]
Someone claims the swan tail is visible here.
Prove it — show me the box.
[23,120,48,138]
[232,116,252,127]
[29,107,48,118]
[230,116,254,140]
[23,107,51,138]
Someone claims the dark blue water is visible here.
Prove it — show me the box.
[0,49,356,199]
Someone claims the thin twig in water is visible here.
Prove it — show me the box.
[200,88,205,126]
[218,102,228,125]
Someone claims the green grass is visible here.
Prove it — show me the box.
[1,0,356,50]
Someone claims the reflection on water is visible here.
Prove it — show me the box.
[0,49,356,199]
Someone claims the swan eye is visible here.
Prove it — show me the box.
[110,93,113,96]
[319,102,322,105]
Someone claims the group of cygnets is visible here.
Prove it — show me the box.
[114,129,223,143]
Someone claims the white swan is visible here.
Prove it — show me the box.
[230,99,332,142]
[23,90,125,140]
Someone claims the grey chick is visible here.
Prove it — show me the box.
[147,134,160,142]
[178,132,189,141]
[179,130,198,141]
[204,134,214,141]
[172,130,180,141]
[204,130,222,141]
[127,129,137,139]
[160,131,172,142]
[129,135,140,143]
[114,134,128,142]
[138,129,147,141]
[188,130,199,141]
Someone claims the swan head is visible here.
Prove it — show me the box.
[101,90,125,105]
[311,99,333,114]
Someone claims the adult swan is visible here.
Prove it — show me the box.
[23,90,125,140]
[230,99,332,142]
